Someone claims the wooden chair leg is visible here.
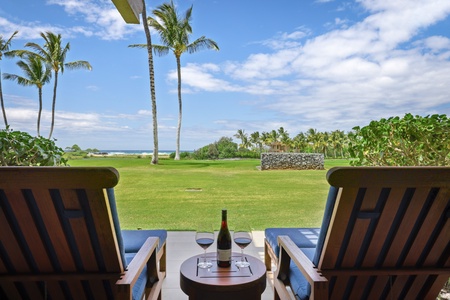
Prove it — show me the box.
[159,242,166,276]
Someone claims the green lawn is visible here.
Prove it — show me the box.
[69,157,350,230]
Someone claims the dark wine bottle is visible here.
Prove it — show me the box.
[217,209,231,267]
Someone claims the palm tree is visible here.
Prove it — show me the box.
[234,129,249,150]
[18,32,92,139]
[3,55,51,136]
[292,132,308,153]
[278,127,291,151]
[306,128,320,153]
[261,131,271,151]
[0,31,18,128]
[141,0,159,165]
[330,130,345,158]
[250,131,262,152]
[132,0,219,160]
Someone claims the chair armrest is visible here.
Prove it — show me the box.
[116,237,161,299]
[276,235,328,300]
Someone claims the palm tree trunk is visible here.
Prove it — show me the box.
[48,71,58,139]
[37,88,43,137]
[175,55,182,161]
[0,70,8,128]
[142,0,159,165]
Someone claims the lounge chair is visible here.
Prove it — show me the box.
[265,167,450,299]
[0,167,167,300]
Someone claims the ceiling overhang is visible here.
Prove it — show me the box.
[111,0,143,24]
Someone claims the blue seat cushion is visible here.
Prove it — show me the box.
[105,189,167,300]
[122,229,167,254]
[125,252,148,300]
[289,248,316,300]
[265,228,320,257]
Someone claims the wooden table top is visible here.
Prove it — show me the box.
[180,252,266,293]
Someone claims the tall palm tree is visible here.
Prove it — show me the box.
[20,32,92,139]
[3,55,51,136]
[132,0,219,160]
[0,31,18,128]
[141,0,159,165]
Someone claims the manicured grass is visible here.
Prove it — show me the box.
[69,157,350,230]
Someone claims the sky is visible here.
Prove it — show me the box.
[0,0,449,151]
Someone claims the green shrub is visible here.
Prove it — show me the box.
[0,128,68,166]
[349,114,449,166]
[193,137,238,160]
[236,149,260,159]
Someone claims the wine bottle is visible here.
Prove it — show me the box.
[217,209,231,267]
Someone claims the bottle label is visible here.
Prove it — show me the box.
[217,249,231,262]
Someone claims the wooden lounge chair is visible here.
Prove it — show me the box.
[266,167,450,299]
[0,167,167,300]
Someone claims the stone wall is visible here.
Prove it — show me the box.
[260,153,324,170]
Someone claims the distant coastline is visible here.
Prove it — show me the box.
[96,150,193,156]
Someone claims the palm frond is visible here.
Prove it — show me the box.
[0,31,19,60]
[129,44,148,49]
[187,37,219,54]
[65,60,92,71]
[153,45,170,57]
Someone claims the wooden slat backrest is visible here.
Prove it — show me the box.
[320,167,450,299]
[0,167,124,299]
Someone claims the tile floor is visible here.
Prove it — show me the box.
[163,231,275,299]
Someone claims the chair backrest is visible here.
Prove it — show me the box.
[316,167,450,299]
[0,167,125,299]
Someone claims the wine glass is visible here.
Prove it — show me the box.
[195,224,214,269]
[233,224,253,268]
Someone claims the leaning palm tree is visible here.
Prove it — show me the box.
[131,0,219,160]
[0,31,18,128]
[19,32,92,139]
[3,55,51,136]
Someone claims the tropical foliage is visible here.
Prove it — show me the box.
[0,31,18,128]
[131,0,219,161]
[234,126,351,159]
[3,54,52,136]
[349,114,449,166]
[231,114,449,166]
[0,128,67,166]
[5,31,91,139]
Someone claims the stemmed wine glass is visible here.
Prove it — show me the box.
[233,224,253,268]
[195,224,214,269]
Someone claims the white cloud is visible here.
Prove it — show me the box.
[177,0,450,133]
[46,0,142,40]
[168,63,241,92]
[0,0,141,41]
[0,17,64,40]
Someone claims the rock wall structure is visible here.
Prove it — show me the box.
[260,153,324,170]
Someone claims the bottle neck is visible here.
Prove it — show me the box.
[221,210,227,228]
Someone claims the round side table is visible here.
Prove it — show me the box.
[180,252,266,300]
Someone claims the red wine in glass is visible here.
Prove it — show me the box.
[196,237,214,249]
[196,228,214,269]
[233,228,252,268]
[234,237,252,249]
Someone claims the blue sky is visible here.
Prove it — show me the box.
[1,0,449,151]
